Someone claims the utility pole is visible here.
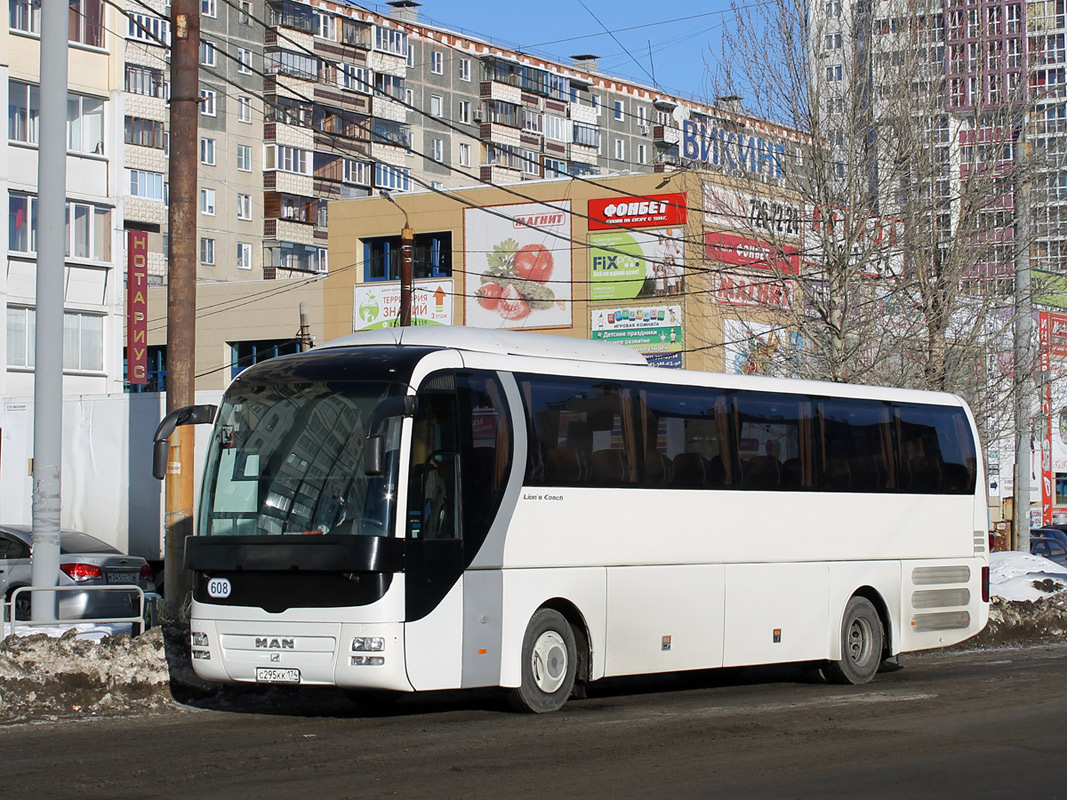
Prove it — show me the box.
[381,190,414,326]
[1013,115,1032,554]
[164,0,200,612]
[30,0,71,621]
[298,301,314,350]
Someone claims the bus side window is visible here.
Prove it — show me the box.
[408,389,460,540]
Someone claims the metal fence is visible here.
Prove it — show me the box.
[1,584,162,639]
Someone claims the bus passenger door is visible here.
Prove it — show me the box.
[404,379,466,690]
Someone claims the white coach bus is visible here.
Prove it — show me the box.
[155,327,989,712]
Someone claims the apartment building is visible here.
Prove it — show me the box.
[3,0,126,400]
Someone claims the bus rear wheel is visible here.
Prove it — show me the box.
[824,596,883,685]
[509,608,577,713]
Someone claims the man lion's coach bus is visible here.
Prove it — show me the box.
[154,327,989,712]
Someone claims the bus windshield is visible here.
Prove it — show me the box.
[198,380,402,538]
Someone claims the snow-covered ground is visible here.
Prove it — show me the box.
[989,551,1067,601]
[0,552,1065,723]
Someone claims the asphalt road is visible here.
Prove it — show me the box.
[4,643,1066,799]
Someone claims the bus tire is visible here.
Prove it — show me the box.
[824,596,883,685]
[509,608,576,713]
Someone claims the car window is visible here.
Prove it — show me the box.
[1052,543,1067,558]
[58,532,120,554]
[0,535,29,559]
[1034,541,1050,556]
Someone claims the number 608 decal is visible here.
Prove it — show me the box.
[207,577,232,598]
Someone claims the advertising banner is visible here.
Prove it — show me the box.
[589,228,685,301]
[587,192,687,231]
[802,202,904,278]
[703,184,801,241]
[126,231,149,385]
[464,202,572,329]
[723,319,802,378]
[704,231,800,275]
[353,280,454,330]
[591,305,683,367]
[713,271,796,311]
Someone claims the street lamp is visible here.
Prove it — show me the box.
[380,189,414,327]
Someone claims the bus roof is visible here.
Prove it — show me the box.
[320,327,649,366]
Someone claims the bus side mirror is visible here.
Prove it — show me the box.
[364,435,384,476]
[152,404,218,480]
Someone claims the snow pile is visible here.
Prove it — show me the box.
[989,551,1067,601]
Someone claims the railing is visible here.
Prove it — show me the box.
[1,585,161,638]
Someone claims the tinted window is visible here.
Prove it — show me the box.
[521,376,633,487]
[0,535,30,559]
[59,531,119,554]
[736,392,811,490]
[820,399,895,492]
[639,385,732,488]
[896,404,976,494]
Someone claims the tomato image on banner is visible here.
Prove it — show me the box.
[464,202,572,329]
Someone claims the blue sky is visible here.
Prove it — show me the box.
[374,1,733,100]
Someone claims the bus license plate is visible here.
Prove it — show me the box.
[256,667,300,684]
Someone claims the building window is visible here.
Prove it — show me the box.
[826,0,841,16]
[315,11,336,39]
[637,143,647,164]
[374,164,410,191]
[8,81,39,144]
[592,95,601,116]
[7,306,35,366]
[200,89,216,116]
[63,312,104,371]
[128,169,165,201]
[374,25,406,55]
[10,0,40,34]
[67,94,104,155]
[237,193,252,221]
[237,48,253,74]
[68,0,103,47]
[264,144,312,174]
[237,242,252,270]
[201,188,216,216]
[826,33,842,49]
[125,116,164,149]
[236,144,252,171]
[431,94,443,117]
[201,40,217,66]
[9,193,37,253]
[431,50,443,74]
[460,58,471,81]
[637,106,647,126]
[200,137,216,165]
[614,100,624,120]
[407,43,415,68]
[455,100,470,124]
[432,137,444,162]
[125,65,167,98]
[459,142,471,167]
[127,12,170,44]
[343,159,370,184]
[65,201,111,261]
[201,0,217,18]
[338,63,371,93]
[238,0,252,25]
[545,115,568,142]
[363,232,452,281]
[827,64,843,82]
[614,138,625,160]
[237,96,253,123]
[544,158,566,177]
[230,339,305,379]
[200,237,215,265]
[522,149,540,175]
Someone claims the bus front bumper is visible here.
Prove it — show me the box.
[189,617,413,692]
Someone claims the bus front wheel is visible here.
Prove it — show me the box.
[824,596,883,685]
[509,608,577,713]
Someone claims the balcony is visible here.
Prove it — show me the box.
[653,125,681,145]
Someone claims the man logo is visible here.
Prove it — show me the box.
[255,638,295,649]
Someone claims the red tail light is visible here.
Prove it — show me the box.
[982,566,990,603]
[139,564,153,581]
[61,562,102,583]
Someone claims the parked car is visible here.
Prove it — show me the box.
[1033,527,1067,549]
[1030,533,1067,567]
[0,524,154,621]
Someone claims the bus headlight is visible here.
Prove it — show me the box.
[191,632,209,647]
[352,637,385,652]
